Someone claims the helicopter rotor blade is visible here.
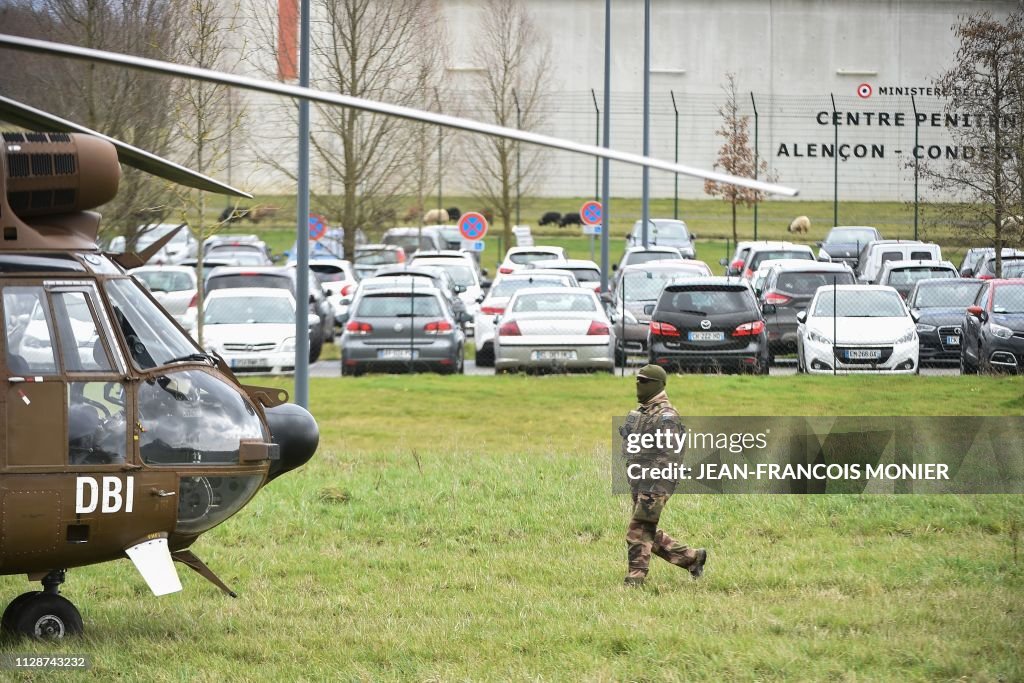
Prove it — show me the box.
[0,33,799,197]
[0,93,252,199]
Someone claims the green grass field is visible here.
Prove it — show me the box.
[2,374,1022,680]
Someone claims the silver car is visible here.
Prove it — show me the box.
[340,286,465,375]
[494,287,614,373]
[130,265,198,334]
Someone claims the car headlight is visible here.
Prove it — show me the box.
[915,323,936,333]
[281,337,296,352]
[894,329,916,344]
[991,323,1013,339]
[807,329,832,345]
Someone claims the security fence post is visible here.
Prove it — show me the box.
[751,91,759,240]
[832,275,838,377]
[831,93,839,227]
[671,90,680,220]
[911,94,920,241]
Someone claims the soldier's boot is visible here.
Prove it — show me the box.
[624,520,656,586]
[652,529,708,580]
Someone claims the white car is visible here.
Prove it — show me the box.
[473,272,576,366]
[130,265,198,334]
[410,251,486,320]
[796,285,918,374]
[494,287,614,373]
[306,259,358,322]
[202,288,317,374]
[497,246,567,275]
[526,258,603,293]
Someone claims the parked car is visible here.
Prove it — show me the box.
[203,243,274,267]
[855,240,941,284]
[605,261,713,365]
[382,226,446,256]
[796,285,918,374]
[816,226,881,267]
[307,259,358,328]
[129,265,198,334]
[907,278,985,366]
[204,266,334,362]
[974,250,1024,280]
[526,258,603,293]
[497,246,567,275]
[877,259,959,299]
[757,261,857,357]
[647,277,770,374]
[959,247,996,277]
[739,242,816,279]
[409,251,487,319]
[750,258,815,298]
[720,241,758,276]
[108,223,197,265]
[626,219,697,258]
[340,286,466,375]
[201,288,315,374]
[473,272,577,367]
[204,234,272,259]
[373,265,469,323]
[616,246,685,274]
[353,244,406,279]
[493,287,614,373]
[960,278,1024,374]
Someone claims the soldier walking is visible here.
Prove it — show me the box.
[621,365,707,586]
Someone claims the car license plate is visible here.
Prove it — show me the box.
[531,350,577,361]
[378,348,416,360]
[688,331,725,341]
[231,358,265,368]
[945,335,960,346]
[845,349,881,360]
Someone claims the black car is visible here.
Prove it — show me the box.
[647,278,770,374]
[758,262,856,357]
[961,279,1024,374]
[816,226,881,268]
[205,266,335,362]
[907,278,985,365]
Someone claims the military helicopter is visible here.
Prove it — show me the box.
[0,97,319,639]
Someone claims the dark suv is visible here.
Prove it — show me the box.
[647,278,769,374]
[908,278,985,365]
[205,266,334,362]
[961,279,1024,374]
[758,262,855,357]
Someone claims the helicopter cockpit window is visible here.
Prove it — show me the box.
[68,381,126,465]
[3,286,58,375]
[52,292,113,373]
[104,278,199,370]
[136,370,265,466]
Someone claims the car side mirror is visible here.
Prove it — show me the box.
[689,232,698,240]
[796,311,807,324]
[967,305,986,321]
[309,294,316,304]
[454,284,466,294]
[340,296,352,306]
[643,304,655,316]
[815,241,823,247]
[481,268,489,277]
[480,280,492,291]
[762,303,777,315]
[960,268,974,277]
[910,308,920,322]
[719,258,728,267]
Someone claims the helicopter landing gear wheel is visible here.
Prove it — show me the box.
[9,594,83,640]
[1,591,41,632]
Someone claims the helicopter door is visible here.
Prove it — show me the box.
[2,284,65,468]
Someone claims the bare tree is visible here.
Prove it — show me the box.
[171,0,247,345]
[0,0,185,242]
[704,73,773,246]
[922,8,1024,275]
[463,0,553,254]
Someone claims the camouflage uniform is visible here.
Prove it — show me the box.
[621,366,706,586]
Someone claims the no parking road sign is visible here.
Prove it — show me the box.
[458,211,488,241]
[580,200,603,235]
[308,213,327,241]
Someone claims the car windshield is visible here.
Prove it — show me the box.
[775,271,855,294]
[913,282,984,308]
[661,288,754,314]
[636,221,689,241]
[992,285,1024,314]
[812,290,906,317]
[134,270,193,293]
[511,292,596,313]
[490,277,569,298]
[413,260,476,287]
[626,251,679,267]
[887,267,955,285]
[825,228,876,244]
[356,294,443,317]
[749,250,813,270]
[621,270,702,302]
[311,266,350,283]
[209,244,262,256]
[207,273,291,292]
[1003,262,1024,278]
[509,252,560,265]
[355,249,400,266]
[205,297,293,324]
[569,268,601,282]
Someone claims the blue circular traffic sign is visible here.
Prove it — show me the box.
[308,213,327,241]
[581,200,603,226]
[458,212,488,240]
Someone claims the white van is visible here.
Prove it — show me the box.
[856,240,943,283]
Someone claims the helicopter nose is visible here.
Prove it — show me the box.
[264,403,319,482]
